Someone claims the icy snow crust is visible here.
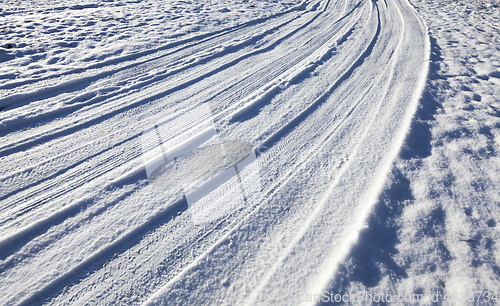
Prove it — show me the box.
[1,0,496,304]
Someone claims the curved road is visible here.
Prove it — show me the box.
[0,0,429,304]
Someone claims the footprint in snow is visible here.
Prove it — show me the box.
[477,74,489,81]
[488,71,500,78]
[472,93,482,101]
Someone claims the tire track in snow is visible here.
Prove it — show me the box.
[0,0,338,158]
[0,0,344,268]
[0,0,358,228]
[141,2,383,303]
[0,11,307,151]
[29,2,378,304]
[0,0,429,303]
[0,0,311,109]
[0,0,372,274]
[0,0,376,304]
[0,8,305,130]
[0,0,356,192]
[141,0,429,304]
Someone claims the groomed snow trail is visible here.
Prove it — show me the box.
[0,0,429,304]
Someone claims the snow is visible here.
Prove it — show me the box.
[330,0,500,303]
[0,0,303,82]
[0,0,499,305]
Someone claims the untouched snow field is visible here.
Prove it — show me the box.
[0,0,499,305]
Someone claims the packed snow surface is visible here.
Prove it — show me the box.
[0,0,499,305]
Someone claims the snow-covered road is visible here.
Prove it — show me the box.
[0,0,429,304]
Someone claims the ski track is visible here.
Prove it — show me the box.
[0,0,429,304]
